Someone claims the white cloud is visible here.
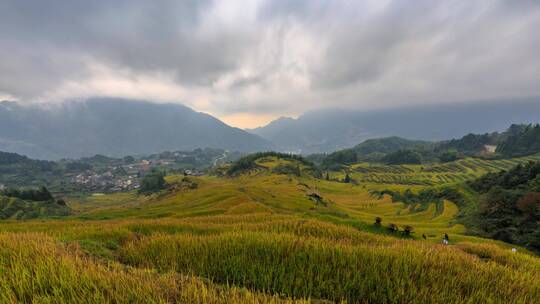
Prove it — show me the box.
[0,0,539,126]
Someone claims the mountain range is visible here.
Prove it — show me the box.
[2,98,540,160]
[248,99,540,153]
[0,98,272,159]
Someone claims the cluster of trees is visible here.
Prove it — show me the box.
[470,161,540,192]
[435,124,540,160]
[0,196,70,220]
[469,161,540,251]
[1,186,54,202]
[497,124,540,157]
[0,186,70,219]
[436,133,501,156]
[438,149,460,163]
[381,149,423,165]
[139,170,167,193]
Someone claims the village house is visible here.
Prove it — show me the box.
[481,145,497,155]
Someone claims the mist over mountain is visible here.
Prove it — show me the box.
[0,99,272,160]
[248,99,540,154]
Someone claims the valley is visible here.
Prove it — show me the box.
[0,151,539,302]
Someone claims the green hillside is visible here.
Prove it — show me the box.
[0,187,70,219]
[0,196,70,219]
[321,137,432,168]
[320,124,540,168]
[0,154,538,302]
[468,161,540,250]
[0,151,60,188]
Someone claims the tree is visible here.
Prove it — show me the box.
[439,149,459,162]
[516,192,540,220]
[139,170,166,193]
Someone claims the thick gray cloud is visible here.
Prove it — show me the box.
[0,0,539,124]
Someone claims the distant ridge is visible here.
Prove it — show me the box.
[248,98,540,154]
[0,98,272,159]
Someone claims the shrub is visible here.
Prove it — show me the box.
[402,225,414,236]
[343,172,351,183]
[387,223,398,233]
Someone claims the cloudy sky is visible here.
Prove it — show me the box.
[1,0,539,128]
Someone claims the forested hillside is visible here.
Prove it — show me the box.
[497,124,540,157]
[0,187,70,219]
[0,151,60,187]
[469,161,540,251]
[320,124,540,168]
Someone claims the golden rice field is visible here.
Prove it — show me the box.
[347,153,540,186]
[0,155,539,303]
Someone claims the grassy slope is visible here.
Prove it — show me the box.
[0,156,539,302]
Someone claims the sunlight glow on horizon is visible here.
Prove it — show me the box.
[216,112,288,129]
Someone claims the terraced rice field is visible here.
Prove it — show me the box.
[349,153,540,186]
[0,156,538,302]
